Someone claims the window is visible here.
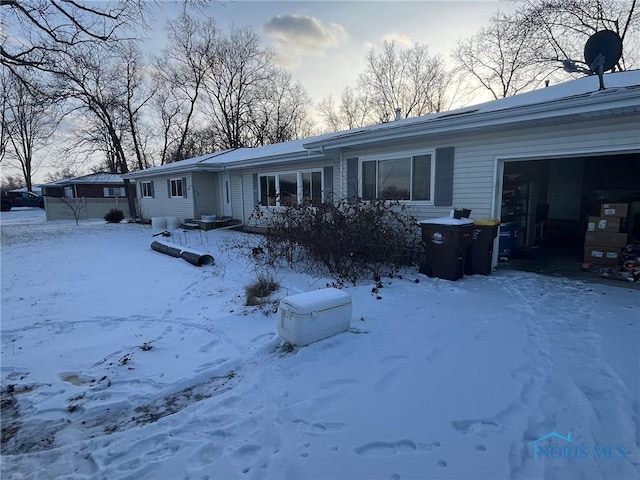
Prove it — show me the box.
[361,151,433,202]
[170,179,183,198]
[302,171,322,205]
[103,187,125,197]
[141,181,154,198]
[259,170,324,207]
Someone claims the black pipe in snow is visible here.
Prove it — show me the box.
[151,241,181,258]
[151,241,215,267]
[180,250,215,266]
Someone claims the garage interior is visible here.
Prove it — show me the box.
[496,153,640,283]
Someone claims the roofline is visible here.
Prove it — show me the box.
[122,150,234,179]
[219,150,327,170]
[123,150,327,178]
[303,86,640,151]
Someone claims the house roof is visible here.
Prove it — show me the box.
[123,150,233,179]
[202,132,337,168]
[303,70,640,151]
[123,133,336,179]
[124,70,640,179]
[42,173,131,187]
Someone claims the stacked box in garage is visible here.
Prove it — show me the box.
[583,203,628,266]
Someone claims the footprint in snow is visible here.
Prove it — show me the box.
[354,439,417,456]
[451,418,501,434]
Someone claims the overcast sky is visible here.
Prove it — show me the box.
[149,0,507,106]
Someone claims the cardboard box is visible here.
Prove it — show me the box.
[583,246,621,266]
[587,216,622,233]
[600,203,628,218]
[584,231,628,248]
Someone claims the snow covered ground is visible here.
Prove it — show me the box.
[1,208,638,480]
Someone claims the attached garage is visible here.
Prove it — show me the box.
[501,153,639,246]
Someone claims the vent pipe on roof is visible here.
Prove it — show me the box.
[395,108,402,121]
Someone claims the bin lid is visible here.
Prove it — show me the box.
[280,288,352,314]
[418,217,474,226]
[473,219,500,226]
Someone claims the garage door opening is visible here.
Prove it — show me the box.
[497,153,640,280]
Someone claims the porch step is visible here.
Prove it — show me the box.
[181,218,242,231]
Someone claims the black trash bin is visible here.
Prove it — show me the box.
[465,219,500,275]
[418,218,474,281]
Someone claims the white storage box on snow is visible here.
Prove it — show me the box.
[278,288,352,346]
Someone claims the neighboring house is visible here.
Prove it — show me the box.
[42,173,136,221]
[124,71,640,267]
[41,173,133,199]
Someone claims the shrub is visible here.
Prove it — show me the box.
[251,199,422,285]
[104,208,124,223]
[245,272,280,306]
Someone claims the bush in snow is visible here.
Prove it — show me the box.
[245,272,280,306]
[250,198,422,285]
[104,208,124,223]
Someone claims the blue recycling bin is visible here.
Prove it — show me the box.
[498,222,518,257]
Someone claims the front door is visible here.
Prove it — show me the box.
[220,173,232,217]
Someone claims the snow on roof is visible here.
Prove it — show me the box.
[125,70,639,177]
[43,173,129,186]
[203,132,336,166]
[304,70,640,146]
[125,150,233,177]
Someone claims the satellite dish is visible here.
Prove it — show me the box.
[584,29,623,72]
[579,29,623,90]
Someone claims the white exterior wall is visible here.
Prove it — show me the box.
[338,114,640,223]
[191,172,218,218]
[137,173,196,222]
[230,173,245,222]
[233,158,340,228]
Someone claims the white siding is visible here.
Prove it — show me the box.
[232,158,340,227]
[337,115,640,222]
[191,172,218,218]
[137,173,196,222]
[230,173,245,222]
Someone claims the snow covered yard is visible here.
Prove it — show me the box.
[1,208,638,480]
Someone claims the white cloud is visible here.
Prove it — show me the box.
[381,32,413,47]
[263,14,346,67]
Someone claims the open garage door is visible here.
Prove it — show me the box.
[497,153,640,280]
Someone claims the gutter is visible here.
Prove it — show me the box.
[303,86,640,151]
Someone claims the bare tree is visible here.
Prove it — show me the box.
[152,14,217,163]
[60,197,85,225]
[44,165,77,183]
[1,0,146,75]
[512,0,639,71]
[204,26,275,149]
[453,11,551,99]
[0,174,25,192]
[358,41,451,121]
[0,69,9,163]
[249,70,313,146]
[2,69,58,191]
[318,87,376,132]
[120,42,154,171]
[51,43,138,215]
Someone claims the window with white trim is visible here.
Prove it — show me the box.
[170,178,183,198]
[141,181,153,198]
[360,151,434,202]
[259,170,323,207]
[104,187,125,197]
